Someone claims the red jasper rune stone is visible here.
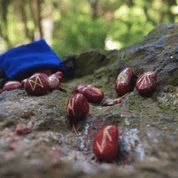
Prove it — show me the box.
[50,74,61,82]
[67,93,89,120]
[37,69,51,76]
[115,67,133,96]
[93,125,119,162]
[47,75,60,91]
[33,72,48,79]
[136,71,157,95]
[3,81,22,91]
[75,85,104,103]
[24,73,49,96]
[55,71,64,82]
[75,84,95,93]
[21,78,28,88]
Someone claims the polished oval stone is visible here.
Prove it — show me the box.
[24,73,49,96]
[21,78,28,88]
[115,67,133,96]
[67,93,89,120]
[75,84,95,93]
[3,81,22,91]
[75,85,104,103]
[33,72,48,79]
[55,71,64,82]
[136,71,157,95]
[82,87,104,103]
[47,75,60,91]
[93,125,119,162]
[37,69,51,76]
[50,74,61,81]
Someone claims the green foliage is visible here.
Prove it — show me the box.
[52,1,155,58]
[108,4,155,47]
[52,16,108,58]
[1,0,177,54]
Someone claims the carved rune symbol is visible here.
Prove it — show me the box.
[96,128,112,153]
[29,76,44,91]
[139,73,151,89]
[67,98,75,116]
[116,73,126,85]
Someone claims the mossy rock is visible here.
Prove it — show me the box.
[72,23,178,87]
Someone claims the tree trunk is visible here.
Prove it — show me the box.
[59,0,65,20]
[158,0,163,24]
[1,0,12,49]
[37,0,43,39]
[143,0,157,26]
[28,0,43,40]
[21,0,31,40]
[127,0,134,7]
[90,0,98,20]
[28,0,37,41]
[166,0,176,23]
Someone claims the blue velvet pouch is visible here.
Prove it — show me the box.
[0,39,68,83]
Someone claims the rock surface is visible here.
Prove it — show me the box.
[0,23,177,178]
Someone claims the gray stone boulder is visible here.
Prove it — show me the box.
[73,23,178,87]
[0,23,177,178]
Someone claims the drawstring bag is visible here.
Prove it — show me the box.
[0,39,74,88]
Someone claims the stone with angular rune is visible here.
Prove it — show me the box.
[33,72,48,79]
[67,93,89,120]
[115,67,133,96]
[15,124,32,135]
[3,81,22,91]
[93,125,119,162]
[55,71,64,82]
[47,75,60,91]
[75,84,95,93]
[37,69,51,76]
[75,85,104,103]
[136,71,157,95]
[24,73,49,96]
[21,78,28,88]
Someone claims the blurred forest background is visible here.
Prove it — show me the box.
[0,0,178,58]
